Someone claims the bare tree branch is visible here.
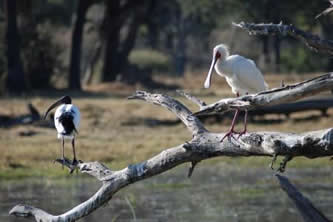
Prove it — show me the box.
[194,73,333,116]
[276,174,330,222]
[315,0,333,19]
[176,90,207,109]
[232,22,333,55]
[9,79,333,221]
[128,90,207,135]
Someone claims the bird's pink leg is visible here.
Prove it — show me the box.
[237,110,248,138]
[237,92,249,138]
[221,109,240,142]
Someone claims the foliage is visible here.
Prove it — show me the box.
[0,23,7,94]
[280,43,328,73]
[21,22,61,89]
[129,49,171,73]
[2,0,333,93]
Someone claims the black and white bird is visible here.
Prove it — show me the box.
[43,96,80,164]
[204,44,268,141]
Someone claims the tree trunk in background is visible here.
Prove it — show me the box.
[147,21,159,49]
[119,14,143,71]
[320,17,333,71]
[273,34,281,73]
[102,0,122,82]
[272,3,281,73]
[174,17,187,76]
[5,0,27,93]
[69,0,93,90]
[102,0,146,83]
[146,1,158,49]
[261,36,270,69]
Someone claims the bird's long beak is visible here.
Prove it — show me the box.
[204,55,218,88]
[43,96,71,120]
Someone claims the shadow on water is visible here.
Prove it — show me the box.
[1,165,333,222]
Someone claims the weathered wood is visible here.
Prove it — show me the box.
[194,73,333,116]
[276,174,330,222]
[232,22,333,55]
[9,77,333,221]
[128,90,207,135]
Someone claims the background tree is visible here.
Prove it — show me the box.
[69,0,94,90]
[4,0,26,93]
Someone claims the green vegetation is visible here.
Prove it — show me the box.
[129,49,171,73]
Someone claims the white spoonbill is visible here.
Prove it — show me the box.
[43,96,80,164]
[204,44,268,141]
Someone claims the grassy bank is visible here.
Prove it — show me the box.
[1,72,332,179]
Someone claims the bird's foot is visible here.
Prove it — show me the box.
[221,129,238,142]
[236,129,247,139]
[72,158,79,165]
[54,157,78,173]
[55,157,66,169]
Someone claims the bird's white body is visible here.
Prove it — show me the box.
[204,44,268,95]
[216,55,268,95]
[54,104,80,140]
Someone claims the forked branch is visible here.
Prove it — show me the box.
[232,22,333,55]
[10,74,333,221]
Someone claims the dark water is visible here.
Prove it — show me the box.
[1,164,333,222]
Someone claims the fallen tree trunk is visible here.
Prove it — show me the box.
[9,73,333,222]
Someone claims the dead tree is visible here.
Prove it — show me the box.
[232,22,333,56]
[9,73,333,222]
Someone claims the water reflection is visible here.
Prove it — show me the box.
[1,165,332,222]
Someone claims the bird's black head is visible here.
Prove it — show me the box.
[62,96,72,104]
[43,96,72,120]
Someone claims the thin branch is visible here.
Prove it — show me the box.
[232,22,333,55]
[276,174,330,222]
[315,0,333,19]
[187,160,200,178]
[277,155,293,173]
[194,73,333,116]
[176,90,207,108]
[128,90,207,135]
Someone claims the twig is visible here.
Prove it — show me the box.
[188,160,200,178]
[270,153,278,170]
[176,90,206,109]
[128,91,207,135]
[277,155,293,173]
[125,196,137,222]
[315,0,333,19]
